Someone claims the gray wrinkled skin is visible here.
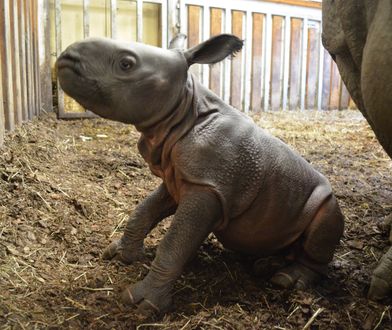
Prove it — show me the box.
[322,0,392,300]
[56,34,344,315]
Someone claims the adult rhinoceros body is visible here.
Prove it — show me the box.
[56,34,344,315]
[322,0,392,300]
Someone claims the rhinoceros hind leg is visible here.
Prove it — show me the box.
[270,263,321,289]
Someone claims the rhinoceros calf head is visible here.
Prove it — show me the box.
[56,35,243,127]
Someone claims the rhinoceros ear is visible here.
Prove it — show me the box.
[168,33,187,50]
[183,34,243,66]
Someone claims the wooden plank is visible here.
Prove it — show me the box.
[305,22,319,109]
[243,10,252,113]
[250,12,264,111]
[26,0,35,118]
[39,0,53,114]
[0,0,15,130]
[10,0,23,125]
[0,38,4,145]
[230,10,244,111]
[187,5,201,80]
[281,15,290,111]
[209,7,223,96]
[299,17,308,110]
[18,0,28,121]
[329,59,340,109]
[32,0,41,116]
[270,15,284,111]
[340,80,350,110]
[263,13,272,110]
[321,49,331,110]
[288,17,302,110]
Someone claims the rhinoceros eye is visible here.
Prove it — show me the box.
[119,56,135,71]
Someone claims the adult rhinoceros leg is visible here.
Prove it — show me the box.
[103,183,177,264]
[361,0,392,299]
[120,187,221,315]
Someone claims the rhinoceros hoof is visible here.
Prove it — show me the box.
[121,279,172,317]
[102,239,145,264]
[270,263,321,290]
[368,275,391,300]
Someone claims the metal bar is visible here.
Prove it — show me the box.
[263,13,272,111]
[27,0,37,117]
[83,0,90,38]
[1,0,15,129]
[223,8,232,104]
[243,10,252,113]
[317,24,323,110]
[300,17,308,110]
[161,0,168,48]
[179,0,187,35]
[110,0,117,38]
[201,5,210,87]
[136,0,143,42]
[282,15,291,111]
[55,0,65,117]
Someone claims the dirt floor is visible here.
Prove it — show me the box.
[0,110,391,329]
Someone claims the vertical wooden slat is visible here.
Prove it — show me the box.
[27,0,37,117]
[0,41,4,145]
[39,0,53,114]
[0,0,15,130]
[263,13,272,111]
[18,0,28,121]
[111,0,117,38]
[288,18,302,110]
[209,8,223,96]
[32,0,41,116]
[202,5,210,87]
[230,10,244,111]
[55,0,65,117]
[340,81,350,110]
[270,15,284,111]
[243,10,252,113]
[187,5,201,81]
[23,0,33,119]
[281,15,290,111]
[305,23,319,110]
[299,17,308,110]
[136,0,143,42]
[10,0,23,125]
[250,13,264,112]
[223,8,232,104]
[317,27,324,111]
[321,49,331,110]
[329,60,341,109]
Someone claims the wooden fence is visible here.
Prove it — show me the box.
[0,0,52,146]
[183,0,353,112]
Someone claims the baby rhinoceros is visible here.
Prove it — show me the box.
[56,34,344,316]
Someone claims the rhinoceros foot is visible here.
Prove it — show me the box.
[120,276,173,317]
[368,215,392,300]
[102,238,145,264]
[270,263,322,290]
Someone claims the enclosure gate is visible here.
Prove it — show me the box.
[52,0,352,118]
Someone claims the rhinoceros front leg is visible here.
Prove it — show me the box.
[103,183,177,264]
[369,214,392,300]
[120,187,221,315]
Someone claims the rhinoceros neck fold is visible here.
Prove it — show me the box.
[137,75,197,177]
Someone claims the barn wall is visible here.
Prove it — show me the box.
[0,0,52,146]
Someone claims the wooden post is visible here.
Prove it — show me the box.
[0,0,15,130]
